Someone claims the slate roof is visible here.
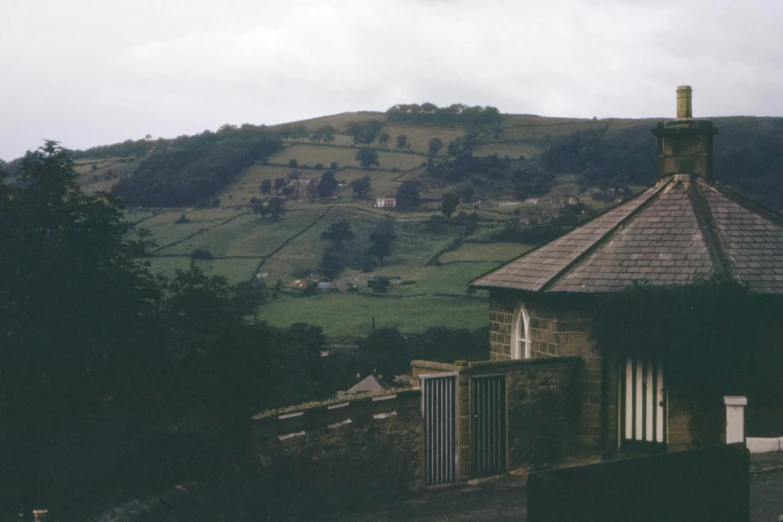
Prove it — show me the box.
[471,175,783,295]
[345,375,389,394]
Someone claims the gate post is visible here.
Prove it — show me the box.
[723,396,747,444]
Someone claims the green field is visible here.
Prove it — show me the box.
[86,110,660,339]
[269,144,427,172]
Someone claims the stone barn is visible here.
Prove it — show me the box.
[471,86,783,454]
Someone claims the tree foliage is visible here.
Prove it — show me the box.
[318,170,339,198]
[347,120,383,146]
[441,191,460,220]
[491,201,590,244]
[428,137,444,157]
[350,175,372,199]
[320,220,355,249]
[268,197,286,220]
[356,148,380,169]
[358,326,488,378]
[385,103,502,128]
[395,180,421,210]
[112,127,283,207]
[310,125,336,144]
[366,219,397,264]
[395,134,408,150]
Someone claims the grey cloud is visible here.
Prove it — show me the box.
[1,0,782,160]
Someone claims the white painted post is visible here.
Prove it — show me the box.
[724,396,747,444]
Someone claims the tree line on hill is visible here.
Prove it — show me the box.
[111,125,284,207]
[385,103,502,128]
[534,119,783,209]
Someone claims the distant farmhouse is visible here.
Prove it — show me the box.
[375,197,396,208]
[289,178,316,200]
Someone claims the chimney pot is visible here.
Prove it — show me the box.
[677,85,693,119]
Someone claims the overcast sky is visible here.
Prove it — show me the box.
[1,0,782,161]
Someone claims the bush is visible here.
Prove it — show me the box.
[191,248,214,259]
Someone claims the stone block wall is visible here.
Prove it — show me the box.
[489,300,514,359]
[667,394,694,448]
[413,357,581,479]
[489,291,603,448]
[252,389,424,513]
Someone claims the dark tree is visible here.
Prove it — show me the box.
[441,191,460,220]
[111,130,283,207]
[347,120,383,146]
[379,133,391,148]
[350,175,372,199]
[356,148,380,169]
[317,171,339,199]
[428,137,444,157]
[310,125,336,144]
[320,247,344,280]
[320,220,355,249]
[358,327,410,377]
[395,180,421,210]
[252,199,269,218]
[288,159,298,168]
[260,179,272,195]
[268,197,286,220]
[395,134,408,150]
[273,177,286,191]
[366,219,397,263]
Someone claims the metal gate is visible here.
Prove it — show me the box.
[470,375,507,477]
[421,373,456,485]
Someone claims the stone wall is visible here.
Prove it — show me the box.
[412,357,581,479]
[489,291,603,447]
[252,389,424,515]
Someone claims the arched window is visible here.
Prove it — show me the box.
[511,303,530,359]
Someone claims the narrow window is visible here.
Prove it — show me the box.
[512,303,530,359]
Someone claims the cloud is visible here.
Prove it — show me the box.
[1,0,782,160]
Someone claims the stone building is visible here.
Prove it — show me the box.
[375,197,396,208]
[472,86,783,453]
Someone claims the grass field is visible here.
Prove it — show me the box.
[271,111,385,132]
[268,144,427,171]
[439,242,533,263]
[146,256,261,283]
[101,111,653,338]
[378,124,466,155]
[473,141,543,159]
[217,164,295,206]
[256,292,488,338]
[74,155,146,194]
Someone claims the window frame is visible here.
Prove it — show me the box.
[511,303,531,359]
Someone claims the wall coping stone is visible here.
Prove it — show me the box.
[410,360,463,371]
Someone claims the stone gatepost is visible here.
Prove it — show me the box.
[724,396,747,444]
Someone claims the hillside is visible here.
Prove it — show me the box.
[37,106,783,339]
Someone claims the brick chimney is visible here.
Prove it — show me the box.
[652,85,719,181]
